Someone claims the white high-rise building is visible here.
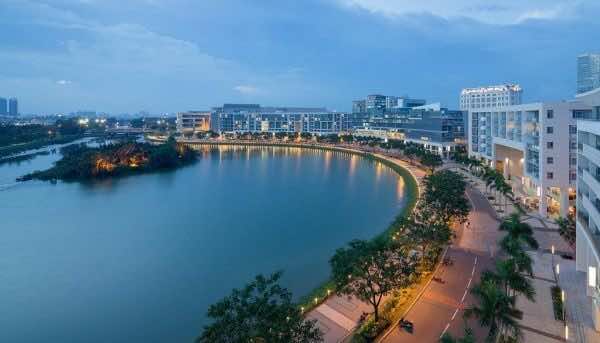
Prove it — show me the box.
[574,87,600,331]
[460,84,522,111]
[468,100,592,218]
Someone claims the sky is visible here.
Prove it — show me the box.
[1,0,600,115]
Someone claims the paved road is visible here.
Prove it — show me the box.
[381,185,501,342]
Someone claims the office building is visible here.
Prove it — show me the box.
[574,87,600,331]
[8,98,18,116]
[460,84,522,111]
[209,104,345,135]
[352,94,425,114]
[176,111,211,134]
[363,103,466,156]
[352,100,366,114]
[468,101,592,217]
[0,98,6,116]
[578,54,600,94]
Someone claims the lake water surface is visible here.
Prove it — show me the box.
[0,144,408,343]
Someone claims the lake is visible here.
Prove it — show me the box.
[0,144,409,343]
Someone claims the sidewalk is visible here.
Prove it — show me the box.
[452,164,600,342]
[305,155,426,342]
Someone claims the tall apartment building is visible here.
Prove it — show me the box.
[574,87,600,331]
[352,100,366,114]
[8,98,18,116]
[578,53,600,94]
[460,84,522,111]
[0,98,7,115]
[468,101,591,217]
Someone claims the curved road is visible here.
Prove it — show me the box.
[380,180,502,342]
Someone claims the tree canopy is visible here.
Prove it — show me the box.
[197,272,322,343]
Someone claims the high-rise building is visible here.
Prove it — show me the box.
[468,100,591,217]
[8,98,18,116]
[0,98,7,116]
[460,84,522,111]
[574,87,600,331]
[578,53,600,94]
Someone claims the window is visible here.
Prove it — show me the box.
[547,157,554,164]
[547,110,554,119]
[571,157,577,165]
[547,142,554,149]
[547,126,554,134]
[547,172,554,179]
[569,125,577,134]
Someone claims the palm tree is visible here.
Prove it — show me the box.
[499,213,539,251]
[500,238,534,276]
[464,280,523,342]
[440,327,475,343]
[482,260,535,301]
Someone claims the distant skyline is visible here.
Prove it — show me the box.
[1,0,600,114]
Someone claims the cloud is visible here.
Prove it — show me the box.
[56,79,72,85]
[233,85,262,95]
[334,0,583,24]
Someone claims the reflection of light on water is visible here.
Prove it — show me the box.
[375,162,382,182]
[324,151,331,172]
[349,155,357,177]
[397,176,405,200]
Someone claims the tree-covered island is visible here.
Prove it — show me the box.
[17,137,197,182]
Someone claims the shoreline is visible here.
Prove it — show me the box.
[177,139,420,312]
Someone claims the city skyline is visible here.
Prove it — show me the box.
[2,0,600,114]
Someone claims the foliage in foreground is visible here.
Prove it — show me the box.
[330,238,419,322]
[556,216,576,247]
[197,272,322,343]
[18,137,196,182]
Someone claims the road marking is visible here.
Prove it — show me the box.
[461,289,468,303]
[451,308,459,321]
[440,323,450,338]
[467,277,472,289]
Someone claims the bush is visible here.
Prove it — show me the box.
[355,318,391,342]
[550,285,564,321]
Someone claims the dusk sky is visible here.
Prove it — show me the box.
[2,0,600,114]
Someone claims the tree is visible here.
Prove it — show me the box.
[499,238,534,276]
[482,260,535,301]
[420,152,443,173]
[330,238,419,322]
[422,170,470,224]
[197,272,322,343]
[403,203,453,267]
[499,213,539,251]
[440,327,475,343]
[464,279,522,343]
[556,216,576,246]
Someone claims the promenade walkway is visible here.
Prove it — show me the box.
[305,154,426,343]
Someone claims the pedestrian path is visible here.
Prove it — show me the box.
[305,154,426,343]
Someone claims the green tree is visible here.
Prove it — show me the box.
[464,280,522,343]
[330,238,419,322]
[420,152,443,173]
[499,213,539,251]
[197,272,322,343]
[422,170,470,224]
[482,260,535,301]
[403,203,453,267]
[440,327,475,343]
[556,216,576,246]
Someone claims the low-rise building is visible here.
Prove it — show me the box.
[209,104,344,135]
[176,111,211,134]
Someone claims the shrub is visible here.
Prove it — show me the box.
[550,285,564,321]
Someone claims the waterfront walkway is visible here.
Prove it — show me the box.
[305,154,426,343]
